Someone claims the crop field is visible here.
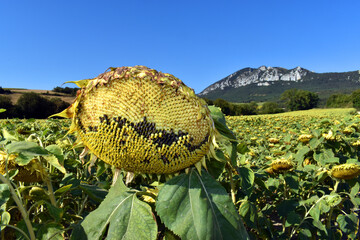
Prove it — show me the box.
[226,108,360,239]
[0,107,359,239]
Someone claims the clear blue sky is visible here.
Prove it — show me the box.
[1,0,359,93]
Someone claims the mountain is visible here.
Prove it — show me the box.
[198,66,360,103]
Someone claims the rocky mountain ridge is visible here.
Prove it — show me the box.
[199,66,360,103]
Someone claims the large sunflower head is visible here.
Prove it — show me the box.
[54,66,215,174]
[330,163,360,180]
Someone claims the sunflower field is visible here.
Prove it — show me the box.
[0,107,359,239]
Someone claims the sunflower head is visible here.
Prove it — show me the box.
[270,157,294,172]
[298,134,313,143]
[330,163,360,180]
[53,66,215,174]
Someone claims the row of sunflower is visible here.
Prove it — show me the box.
[225,110,360,239]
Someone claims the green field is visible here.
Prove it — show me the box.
[0,108,359,239]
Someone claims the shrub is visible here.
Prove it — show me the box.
[16,92,57,118]
[281,89,319,111]
[260,102,284,114]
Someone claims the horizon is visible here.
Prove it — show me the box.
[2,65,359,92]
[1,0,360,93]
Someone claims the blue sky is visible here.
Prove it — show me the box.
[1,0,359,93]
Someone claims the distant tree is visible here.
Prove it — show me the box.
[260,102,284,114]
[281,89,319,111]
[202,98,214,105]
[326,94,352,108]
[351,89,360,109]
[0,87,12,94]
[0,95,16,118]
[214,98,233,115]
[16,92,57,118]
[50,97,70,113]
[53,86,79,96]
[233,102,258,115]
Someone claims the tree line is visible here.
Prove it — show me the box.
[0,92,69,119]
[1,87,360,118]
[204,88,360,116]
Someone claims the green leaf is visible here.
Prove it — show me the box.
[74,179,157,240]
[350,182,359,197]
[206,157,226,179]
[309,204,320,221]
[314,149,335,166]
[54,184,73,197]
[284,175,299,193]
[309,137,323,150]
[224,141,238,166]
[6,141,48,165]
[295,146,310,167]
[0,109,6,113]
[237,166,254,192]
[156,168,249,240]
[208,106,236,140]
[276,200,298,217]
[337,213,358,238]
[0,184,10,207]
[79,183,108,203]
[0,211,10,231]
[299,228,312,239]
[237,143,250,154]
[44,155,66,174]
[325,193,341,207]
[46,202,64,223]
[2,128,20,141]
[312,219,327,232]
[44,145,66,173]
[238,200,257,229]
[36,222,64,240]
[285,211,301,227]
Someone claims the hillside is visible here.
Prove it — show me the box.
[199,66,360,103]
[0,88,75,104]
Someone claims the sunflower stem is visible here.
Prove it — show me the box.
[226,163,236,204]
[45,177,57,207]
[0,174,36,240]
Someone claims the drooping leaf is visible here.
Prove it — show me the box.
[208,106,236,140]
[295,146,310,167]
[54,184,73,197]
[72,179,157,240]
[225,141,238,166]
[79,183,108,203]
[6,141,48,165]
[156,168,249,240]
[206,156,226,179]
[6,141,48,156]
[285,211,302,227]
[44,145,66,173]
[46,202,64,223]
[337,213,358,238]
[36,222,64,240]
[237,142,250,154]
[237,166,254,192]
[238,200,258,229]
[0,211,10,229]
[276,200,298,217]
[284,174,299,193]
[44,155,66,174]
[0,184,10,207]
